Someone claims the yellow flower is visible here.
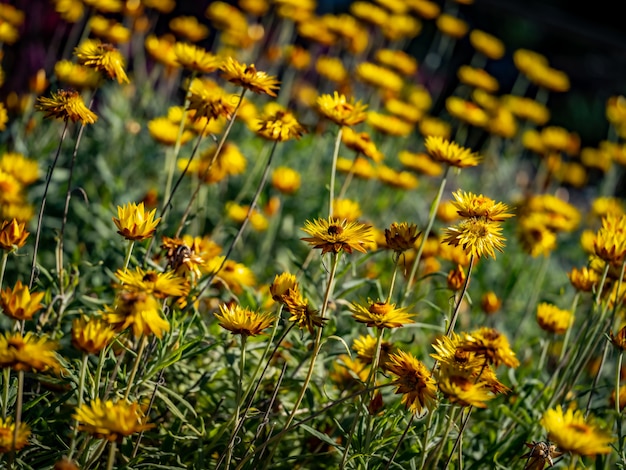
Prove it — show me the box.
[330,354,370,390]
[74,39,129,83]
[501,95,550,126]
[115,267,190,299]
[332,198,361,222]
[174,42,221,73]
[350,300,414,329]
[225,202,268,231]
[301,218,373,255]
[256,108,306,141]
[399,151,443,177]
[36,89,98,125]
[54,60,101,89]
[480,291,501,315]
[337,156,376,180]
[71,316,116,354]
[169,16,210,42]
[0,417,30,453]
[356,62,404,94]
[437,364,495,408]
[375,48,418,76]
[377,165,419,190]
[384,222,420,254]
[449,189,514,222]
[316,92,368,126]
[540,406,614,456]
[353,334,394,367]
[316,55,348,84]
[145,34,179,69]
[0,102,7,131]
[0,280,44,321]
[536,302,573,334]
[431,332,486,374]
[271,166,301,194]
[459,327,519,368]
[0,152,39,186]
[203,258,256,294]
[568,266,599,292]
[408,0,440,19]
[594,214,626,265]
[386,350,437,414]
[89,15,131,43]
[0,218,29,251]
[214,304,274,336]
[284,45,311,70]
[424,135,481,168]
[282,290,325,334]
[148,117,194,146]
[221,57,280,97]
[446,96,489,127]
[104,290,170,338]
[610,325,626,351]
[367,112,414,137]
[469,29,505,60]
[443,218,506,259]
[419,116,451,139]
[83,0,122,13]
[342,127,383,162]
[350,1,388,27]
[269,272,299,302]
[74,398,153,441]
[457,65,499,93]
[112,202,160,241]
[384,98,423,124]
[436,13,468,39]
[0,332,61,374]
[187,77,236,122]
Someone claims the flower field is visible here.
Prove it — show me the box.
[1,0,626,469]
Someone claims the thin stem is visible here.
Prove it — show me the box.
[11,370,24,461]
[106,440,117,470]
[445,255,475,337]
[68,353,89,460]
[430,406,459,469]
[30,120,70,289]
[386,258,400,304]
[443,406,473,470]
[175,88,247,238]
[328,127,343,218]
[337,151,359,200]
[402,165,450,305]
[2,368,9,419]
[616,351,624,456]
[124,335,148,401]
[537,335,552,374]
[224,335,247,468]
[122,240,135,273]
[0,252,8,290]
[384,413,415,470]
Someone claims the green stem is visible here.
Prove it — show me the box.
[402,165,450,304]
[124,335,148,401]
[0,252,8,290]
[384,413,416,470]
[513,253,550,340]
[537,335,552,374]
[10,370,24,465]
[93,346,107,399]
[68,353,89,460]
[443,406,473,470]
[430,406,459,469]
[445,255,474,337]
[224,335,247,468]
[122,240,135,273]
[2,368,9,419]
[616,351,624,457]
[558,292,580,363]
[386,259,400,304]
[106,440,117,470]
[329,126,343,218]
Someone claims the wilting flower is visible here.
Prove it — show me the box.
[0,280,45,321]
[424,136,481,168]
[0,332,61,374]
[301,218,373,255]
[316,92,368,126]
[74,399,153,441]
[384,222,419,254]
[74,39,129,83]
[0,218,29,251]
[610,325,626,351]
[104,290,170,339]
[0,417,30,453]
[214,303,274,336]
[221,57,280,97]
[113,202,161,241]
[386,350,437,414]
[520,441,562,469]
[540,406,614,456]
[282,290,325,334]
[536,303,573,334]
[36,89,98,125]
[350,300,414,329]
[71,316,116,355]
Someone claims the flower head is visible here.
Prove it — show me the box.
[174,42,221,73]
[221,57,280,97]
[187,78,236,121]
[424,136,481,168]
[386,350,437,414]
[0,332,61,374]
[301,218,373,255]
[282,290,326,334]
[113,202,160,241]
[74,398,153,441]
[74,39,129,83]
[450,190,514,221]
[437,364,496,408]
[353,334,394,367]
[540,406,613,456]
[384,222,420,254]
[214,303,274,336]
[0,417,30,453]
[104,290,170,338]
[350,300,414,329]
[317,92,368,126]
[36,89,98,124]
[443,218,506,259]
[270,272,299,302]
[0,280,45,321]
[115,267,190,299]
[0,218,29,251]
[536,302,573,334]
[458,327,519,368]
[256,108,306,141]
[71,316,116,355]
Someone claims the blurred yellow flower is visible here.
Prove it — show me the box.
[71,316,116,355]
[74,398,153,441]
[105,290,169,338]
[75,39,129,83]
[36,89,98,125]
[0,280,44,321]
[536,302,573,334]
[221,57,280,97]
[214,304,274,336]
[0,332,61,374]
[113,202,160,241]
[0,417,30,453]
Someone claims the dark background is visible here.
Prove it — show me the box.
[2,0,626,147]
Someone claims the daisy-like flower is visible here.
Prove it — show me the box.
[469,29,505,60]
[214,303,274,336]
[169,16,210,42]
[270,272,299,302]
[221,57,280,97]
[0,152,39,186]
[301,218,373,255]
[0,417,30,453]
[594,213,626,265]
[458,327,519,368]
[437,364,495,408]
[449,189,514,222]
[71,316,116,355]
[74,398,153,441]
[115,267,190,299]
[36,89,98,125]
[330,354,370,390]
[174,42,221,74]
[0,280,45,321]
[384,222,420,254]
[386,350,437,414]
[187,77,235,121]
[113,202,161,241]
[0,218,28,251]
[0,332,61,374]
[282,290,326,334]
[568,266,599,292]
[353,334,394,367]
[256,108,306,141]
[424,135,481,168]
[341,127,383,162]
[54,60,102,89]
[148,116,194,146]
[104,290,170,338]
[540,406,614,456]
[316,92,368,127]
[536,303,573,334]
[443,218,506,259]
[74,39,129,84]
[271,166,301,194]
[431,332,487,373]
[350,300,414,329]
